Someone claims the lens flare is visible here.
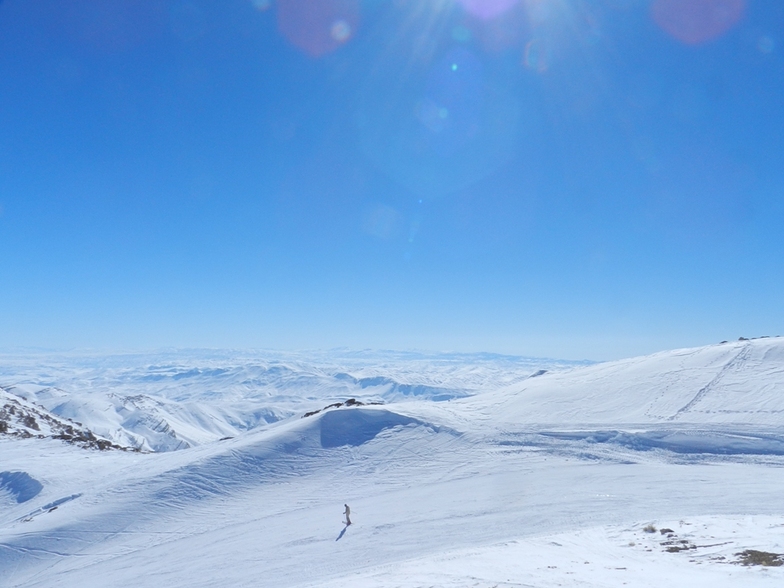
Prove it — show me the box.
[458,0,518,21]
[524,39,549,73]
[757,36,775,54]
[651,0,745,45]
[473,1,528,53]
[359,42,519,198]
[415,99,449,133]
[362,204,401,240]
[277,0,359,57]
[451,25,472,43]
[330,19,351,43]
[251,0,271,11]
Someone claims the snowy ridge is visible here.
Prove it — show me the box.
[0,349,582,451]
[464,338,784,427]
[0,387,129,451]
[458,338,784,458]
[1,340,783,587]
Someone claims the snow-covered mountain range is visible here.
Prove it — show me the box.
[2,339,784,587]
[0,349,584,451]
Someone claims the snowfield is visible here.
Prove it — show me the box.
[1,339,784,587]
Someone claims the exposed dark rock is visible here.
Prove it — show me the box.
[661,538,697,552]
[22,415,39,431]
[735,550,783,567]
[302,398,383,418]
[1,389,137,451]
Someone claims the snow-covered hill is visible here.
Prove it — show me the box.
[452,337,784,457]
[0,349,583,451]
[1,340,784,587]
[465,337,784,427]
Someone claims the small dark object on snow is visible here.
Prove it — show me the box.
[302,398,382,418]
[660,528,674,535]
[661,537,696,553]
[735,550,784,567]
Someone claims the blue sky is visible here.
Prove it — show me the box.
[0,0,782,360]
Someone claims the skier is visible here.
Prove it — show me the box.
[343,504,352,526]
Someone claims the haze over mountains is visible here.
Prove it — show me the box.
[1,349,585,451]
[2,339,784,587]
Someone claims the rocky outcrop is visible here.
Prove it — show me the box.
[0,387,135,451]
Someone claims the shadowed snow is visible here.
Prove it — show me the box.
[319,408,419,448]
[0,472,42,503]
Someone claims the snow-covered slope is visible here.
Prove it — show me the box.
[451,338,784,456]
[0,349,583,451]
[464,338,784,427]
[1,340,784,587]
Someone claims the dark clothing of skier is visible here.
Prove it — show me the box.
[343,504,351,526]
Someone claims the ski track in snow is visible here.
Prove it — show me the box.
[1,339,784,587]
[669,342,752,420]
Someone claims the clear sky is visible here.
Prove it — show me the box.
[0,0,782,360]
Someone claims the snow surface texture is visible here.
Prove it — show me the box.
[1,339,783,587]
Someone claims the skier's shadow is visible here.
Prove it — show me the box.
[335,524,349,541]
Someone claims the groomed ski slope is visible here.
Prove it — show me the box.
[2,338,784,587]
